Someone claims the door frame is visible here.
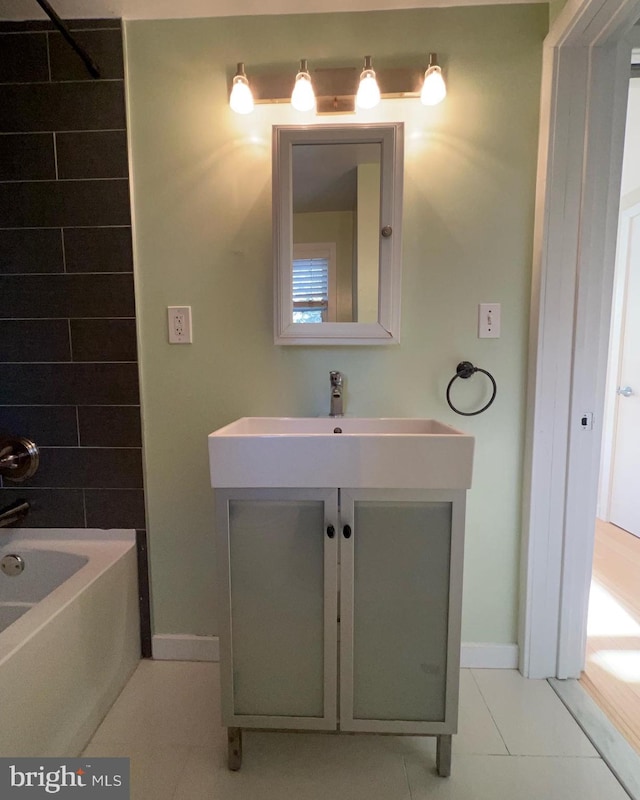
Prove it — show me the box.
[522,0,640,679]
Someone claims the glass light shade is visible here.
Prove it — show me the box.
[356,70,381,110]
[291,72,315,112]
[230,74,254,115]
[420,65,446,106]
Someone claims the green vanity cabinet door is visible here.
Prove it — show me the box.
[339,489,465,735]
[215,489,339,730]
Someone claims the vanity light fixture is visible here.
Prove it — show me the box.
[229,62,254,115]
[228,54,447,114]
[420,53,447,106]
[355,55,381,110]
[291,59,316,112]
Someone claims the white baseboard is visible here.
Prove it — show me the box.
[152,634,219,662]
[460,643,519,669]
[151,635,518,670]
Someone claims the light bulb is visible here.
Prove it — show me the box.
[229,63,254,115]
[356,56,380,110]
[420,57,446,106]
[291,59,315,112]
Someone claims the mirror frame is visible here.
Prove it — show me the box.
[273,123,404,345]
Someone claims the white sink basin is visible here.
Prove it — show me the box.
[208,417,474,489]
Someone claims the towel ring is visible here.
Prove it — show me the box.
[446,361,497,416]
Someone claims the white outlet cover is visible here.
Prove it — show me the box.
[168,306,192,344]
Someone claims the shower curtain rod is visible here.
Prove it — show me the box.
[35,0,101,79]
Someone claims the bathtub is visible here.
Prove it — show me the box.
[0,529,140,757]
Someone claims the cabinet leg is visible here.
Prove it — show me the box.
[436,734,452,777]
[227,727,242,771]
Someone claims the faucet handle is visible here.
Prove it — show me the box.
[330,370,343,387]
[0,436,39,482]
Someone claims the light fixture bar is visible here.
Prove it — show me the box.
[233,66,428,114]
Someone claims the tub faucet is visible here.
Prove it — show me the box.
[329,371,344,417]
[0,500,29,529]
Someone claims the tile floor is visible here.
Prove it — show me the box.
[83,661,630,800]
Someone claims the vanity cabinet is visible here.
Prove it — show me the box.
[214,486,466,776]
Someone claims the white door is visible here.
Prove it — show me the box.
[610,213,640,537]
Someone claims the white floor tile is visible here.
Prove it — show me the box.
[82,661,629,800]
[356,670,507,761]
[81,741,190,800]
[405,754,629,800]
[172,735,412,800]
[89,660,221,748]
[471,669,599,757]
[455,669,509,755]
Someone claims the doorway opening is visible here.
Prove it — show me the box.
[582,67,640,756]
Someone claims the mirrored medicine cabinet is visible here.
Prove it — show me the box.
[273,123,404,345]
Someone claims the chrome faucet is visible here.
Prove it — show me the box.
[329,371,344,417]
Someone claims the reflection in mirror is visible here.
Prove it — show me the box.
[273,123,403,346]
[292,143,380,324]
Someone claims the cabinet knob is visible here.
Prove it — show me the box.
[343,524,352,539]
[326,525,335,539]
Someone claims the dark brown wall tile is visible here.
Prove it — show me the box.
[71,319,137,361]
[136,529,152,658]
[63,226,132,272]
[67,20,123,31]
[0,319,71,362]
[0,22,56,32]
[0,229,64,274]
[0,363,140,405]
[0,134,56,181]
[0,32,49,83]
[0,179,131,228]
[56,130,129,179]
[78,406,142,447]
[5,446,143,489]
[0,20,122,33]
[0,406,78,446]
[85,488,146,528]
[0,81,126,132]
[0,24,146,565]
[0,274,135,318]
[49,29,124,81]
[0,487,85,527]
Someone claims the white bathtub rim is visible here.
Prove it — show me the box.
[1,527,136,544]
[0,528,136,668]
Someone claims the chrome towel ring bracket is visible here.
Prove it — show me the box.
[0,436,40,482]
[446,361,497,416]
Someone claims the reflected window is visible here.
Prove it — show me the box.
[292,243,336,323]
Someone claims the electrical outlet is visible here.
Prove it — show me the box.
[168,306,192,344]
[478,303,501,338]
[581,412,594,430]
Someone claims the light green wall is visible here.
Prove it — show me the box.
[125,5,547,643]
